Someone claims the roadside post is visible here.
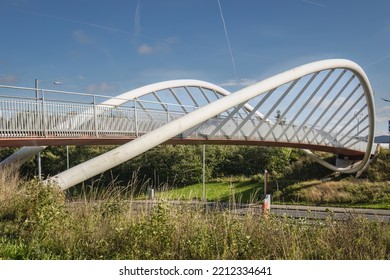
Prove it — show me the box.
[262,170,271,216]
[148,187,155,200]
[262,194,271,216]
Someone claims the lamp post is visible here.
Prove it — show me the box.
[34,79,39,103]
[202,144,206,202]
[34,79,63,180]
[380,98,390,149]
[34,79,42,180]
[354,111,363,134]
[66,145,70,170]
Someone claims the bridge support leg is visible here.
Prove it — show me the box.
[0,146,46,169]
[335,156,355,169]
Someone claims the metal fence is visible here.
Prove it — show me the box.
[0,85,193,139]
[0,82,368,153]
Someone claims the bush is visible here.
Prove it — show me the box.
[276,179,390,206]
[366,149,390,181]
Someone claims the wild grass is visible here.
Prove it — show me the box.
[151,176,390,209]
[158,179,261,203]
[0,170,389,260]
[278,179,390,208]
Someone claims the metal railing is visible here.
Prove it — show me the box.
[0,83,368,153]
[0,84,197,139]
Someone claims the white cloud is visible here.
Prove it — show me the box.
[138,43,155,55]
[0,74,17,83]
[137,38,177,55]
[85,82,117,93]
[219,78,257,87]
[129,67,204,87]
[255,25,287,39]
[137,42,172,55]
[72,30,92,45]
[376,105,390,123]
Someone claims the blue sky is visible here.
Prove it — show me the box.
[0,0,389,135]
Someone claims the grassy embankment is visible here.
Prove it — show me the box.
[156,148,390,209]
[156,178,390,209]
[1,168,389,260]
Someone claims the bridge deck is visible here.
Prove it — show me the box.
[0,136,365,157]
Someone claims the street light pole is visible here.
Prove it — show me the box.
[66,145,70,170]
[388,120,390,150]
[34,79,42,180]
[354,111,363,134]
[34,79,63,180]
[202,144,206,202]
[35,79,39,101]
[380,98,390,149]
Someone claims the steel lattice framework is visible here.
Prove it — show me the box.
[0,59,376,190]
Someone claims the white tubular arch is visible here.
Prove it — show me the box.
[102,79,230,103]
[48,59,375,190]
[103,79,231,105]
[100,79,265,119]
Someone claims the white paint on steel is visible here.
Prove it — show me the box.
[0,146,46,167]
[48,59,376,190]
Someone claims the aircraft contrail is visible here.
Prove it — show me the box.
[18,9,125,33]
[366,54,390,68]
[134,0,142,35]
[300,0,327,8]
[217,0,238,80]
[17,7,271,62]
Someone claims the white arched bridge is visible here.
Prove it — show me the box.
[0,59,376,190]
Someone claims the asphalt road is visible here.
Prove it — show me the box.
[267,204,390,222]
[126,200,390,222]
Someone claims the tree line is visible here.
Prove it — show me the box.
[1,144,335,189]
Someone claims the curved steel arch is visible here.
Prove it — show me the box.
[47,59,375,190]
[98,79,265,119]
